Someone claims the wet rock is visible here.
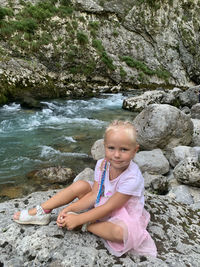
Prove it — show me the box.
[28,167,75,184]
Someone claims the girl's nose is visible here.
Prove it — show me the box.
[114,150,120,157]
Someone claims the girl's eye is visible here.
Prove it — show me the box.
[108,146,114,150]
[121,148,128,152]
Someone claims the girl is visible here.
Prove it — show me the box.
[13,120,157,257]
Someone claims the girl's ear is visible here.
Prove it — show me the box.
[135,144,139,153]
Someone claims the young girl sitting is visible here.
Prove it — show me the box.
[13,120,157,257]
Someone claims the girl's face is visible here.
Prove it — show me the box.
[104,128,138,172]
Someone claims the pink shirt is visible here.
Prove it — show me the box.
[94,159,144,205]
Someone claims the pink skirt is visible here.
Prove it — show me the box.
[96,197,157,258]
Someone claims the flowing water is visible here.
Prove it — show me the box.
[0,93,138,199]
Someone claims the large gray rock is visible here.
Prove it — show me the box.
[28,167,75,184]
[191,103,200,119]
[91,139,105,160]
[133,104,193,150]
[123,88,182,112]
[191,119,200,146]
[169,146,198,168]
[134,149,170,175]
[173,157,200,187]
[179,86,200,108]
[1,190,200,266]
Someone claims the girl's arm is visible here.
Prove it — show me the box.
[57,181,99,221]
[62,192,131,230]
[68,181,99,212]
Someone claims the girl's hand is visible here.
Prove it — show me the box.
[57,212,81,230]
[57,206,72,222]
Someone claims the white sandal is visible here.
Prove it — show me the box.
[13,205,51,225]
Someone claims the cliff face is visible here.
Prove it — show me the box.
[0,0,199,104]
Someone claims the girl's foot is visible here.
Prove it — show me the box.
[13,208,37,220]
[13,205,51,225]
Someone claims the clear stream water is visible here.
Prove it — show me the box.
[0,93,138,198]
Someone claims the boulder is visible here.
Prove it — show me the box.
[143,172,168,195]
[134,149,170,175]
[173,157,200,187]
[73,168,94,183]
[122,90,165,112]
[91,139,105,160]
[28,167,75,184]
[179,85,200,108]
[169,146,198,168]
[133,104,193,150]
[191,103,200,119]
[191,119,200,146]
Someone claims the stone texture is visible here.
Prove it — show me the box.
[191,119,200,146]
[1,190,200,266]
[169,146,198,168]
[191,103,200,119]
[133,104,193,150]
[91,139,105,160]
[28,167,75,184]
[134,149,170,175]
[173,157,200,187]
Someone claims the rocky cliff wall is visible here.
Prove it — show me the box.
[0,0,199,104]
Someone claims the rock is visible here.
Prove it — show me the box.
[173,157,200,187]
[191,119,200,146]
[134,149,170,175]
[168,185,194,205]
[75,0,104,13]
[123,90,165,112]
[73,168,94,183]
[169,146,198,168]
[28,167,75,184]
[1,190,200,266]
[133,104,193,150]
[19,96,45,110]
[179,86,200,108]
[191,103,200,119]
[180,106,191,115]
[143,172,168,195]
[123,88,183,112]
[91,139,105,160]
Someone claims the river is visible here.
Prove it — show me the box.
[0,93,138,200]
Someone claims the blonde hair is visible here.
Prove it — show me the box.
[104,120,137,145]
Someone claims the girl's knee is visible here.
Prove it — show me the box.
[74,180,91,198]
[112,224,124,242]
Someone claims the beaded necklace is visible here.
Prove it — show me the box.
[95,159,108,205]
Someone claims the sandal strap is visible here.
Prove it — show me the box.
[36,205,45,215]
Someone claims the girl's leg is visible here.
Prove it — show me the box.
[87,221,124,243]
[14,180,91,219]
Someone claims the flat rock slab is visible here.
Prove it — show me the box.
[0,190,200,266]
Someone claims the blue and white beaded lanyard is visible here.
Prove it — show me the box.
[96,160,108,205]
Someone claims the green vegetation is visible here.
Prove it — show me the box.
[92,39,116,71]
[77,31,88,45]
[122,56,170,80]
[0,0,74,54]
[120,67,127,79]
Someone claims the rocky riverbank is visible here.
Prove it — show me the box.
[1,86,200,266]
